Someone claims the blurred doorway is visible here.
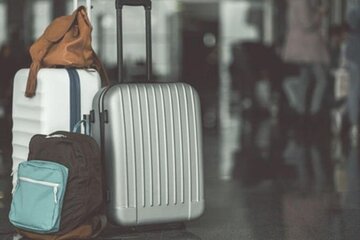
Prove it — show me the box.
[181,2,219,129]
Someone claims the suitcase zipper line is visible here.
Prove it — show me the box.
[174,85,184,204]
[189,88,200,202]
[182,85,192,211]
[99,84,117,204]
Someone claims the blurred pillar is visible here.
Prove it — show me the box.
[168,12,182,83]
[6,0,33,56]
[96,14,104,59]
[7,0,25,45]
[274,0,287,46]
[219,1,259,128]
[331,0,346,24]
[263,0,274,44]
[52,0,67,18]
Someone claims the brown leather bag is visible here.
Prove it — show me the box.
[25,6,109,97]
[16,215,107,240]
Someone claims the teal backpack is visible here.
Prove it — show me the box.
[9,160,69,233]
[9,129,104,236]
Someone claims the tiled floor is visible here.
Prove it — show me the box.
[1,111,360,239]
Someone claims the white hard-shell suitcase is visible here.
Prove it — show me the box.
[12,69,101,187]
[91,0,204,226]
[11,0,101,187]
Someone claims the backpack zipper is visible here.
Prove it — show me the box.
[19,177,60,204]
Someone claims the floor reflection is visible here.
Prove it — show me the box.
[229,107,360,240]
[233,111,291,186]
[99,229,201,240]
[2,111,360,239]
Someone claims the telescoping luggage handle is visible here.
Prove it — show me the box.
[116,0,152,83]
[116,0,151,8]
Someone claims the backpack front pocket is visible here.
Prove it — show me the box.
[9,160,68,233]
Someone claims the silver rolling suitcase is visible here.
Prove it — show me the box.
[91,0,204,226]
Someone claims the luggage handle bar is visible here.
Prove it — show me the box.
[116,0,152,9]
[116,0,152,83]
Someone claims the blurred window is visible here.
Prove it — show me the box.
[0,1,6,46]
[33,0,51,40]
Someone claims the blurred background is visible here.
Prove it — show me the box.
[2,0,360,239]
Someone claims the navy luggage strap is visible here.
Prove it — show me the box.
[66,68,81,133]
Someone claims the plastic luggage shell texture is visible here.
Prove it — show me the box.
[12,69,101,186]
[91,83,204,226]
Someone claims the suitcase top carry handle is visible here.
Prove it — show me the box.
[116,0,152,83]
[116,0,152,9]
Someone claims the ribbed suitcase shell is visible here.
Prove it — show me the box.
[92,83,204,226]
[12,68,101,186]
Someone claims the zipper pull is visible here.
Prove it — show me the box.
[53,186,58,204]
